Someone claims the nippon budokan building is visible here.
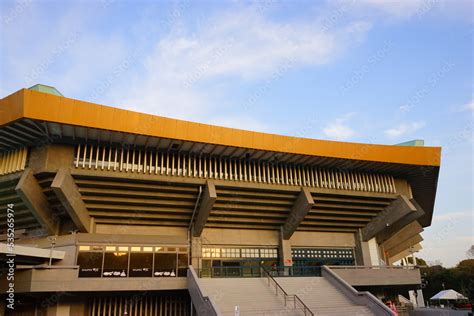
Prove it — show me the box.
[0,85,440,316]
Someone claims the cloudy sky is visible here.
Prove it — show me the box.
[1,0,472,267]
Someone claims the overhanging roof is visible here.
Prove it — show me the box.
[0,88,441,227]
[1,89,440,167]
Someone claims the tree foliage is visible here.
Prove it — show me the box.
[420,259,474,304]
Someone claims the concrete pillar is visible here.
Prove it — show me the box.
[46,303,70,316]
[69,299,88,315]
[354,229,372,266]
[279,229,293,275]
[191,236,202,269]
[281,239,292,267]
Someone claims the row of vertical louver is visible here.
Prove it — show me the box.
[0,147,27,176]
[74,144,397,194]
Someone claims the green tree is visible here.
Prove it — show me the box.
[420,259,474,304]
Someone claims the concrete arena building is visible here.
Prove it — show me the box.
[0,85,441,315]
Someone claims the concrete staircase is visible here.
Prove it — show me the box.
[199,277,305,315]
[276,277,375,316]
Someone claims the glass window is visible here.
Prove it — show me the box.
[77,252,103,277]
[177,253,188,277]
[129,251,153,277]
[103,251,129,277]
[154,253,177,277]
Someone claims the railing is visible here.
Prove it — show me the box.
[195,265,322,278]
[187,266,221,316]
[321,266,395,316]
[261,267,314,316]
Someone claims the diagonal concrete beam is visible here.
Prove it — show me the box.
[388,243,422,265]
[15,168,58,235]
[386,234,423,259]
[192,180,217,237]
[51,168,91,232]
[382,220,423,251]
[361,195,417,242]
[282,187,314,240]
[376,198,425,244]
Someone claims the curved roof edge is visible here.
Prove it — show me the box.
[0,89,441,167]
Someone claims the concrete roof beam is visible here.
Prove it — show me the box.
[15,168,58,235]
[192,180,217,237]
[51,168,91,233]
[281,187,315,240]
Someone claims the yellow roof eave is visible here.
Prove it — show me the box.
[0,89,441,167]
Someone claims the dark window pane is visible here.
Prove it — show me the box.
[129,253,153,277]
[103,252,129,277]
[177,254,188,277]
[154,253,176,277]
[77,252,103,278]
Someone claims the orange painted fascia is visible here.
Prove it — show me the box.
[0,89,24,126]
[2,89,441,167]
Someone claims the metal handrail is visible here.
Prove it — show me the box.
[261,268,314,316]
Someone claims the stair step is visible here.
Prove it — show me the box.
[198,276,378,315]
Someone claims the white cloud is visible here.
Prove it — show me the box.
[463,99,474,111]
[101,6,372,123]
[384,121,425,138]
[322,113,356,141]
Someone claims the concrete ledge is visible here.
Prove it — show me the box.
[0,267,187,293]
[0,243,65,259]
[329,266,421,286]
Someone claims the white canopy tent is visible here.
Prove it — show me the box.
[430,290,468,301]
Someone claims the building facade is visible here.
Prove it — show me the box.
[0,86,441,315]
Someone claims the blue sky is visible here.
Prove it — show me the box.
[0,0,472,267]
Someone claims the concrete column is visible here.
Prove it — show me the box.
[354,229,372,266]
[279,228,293,276]
[191,236,202,269]
[281,239,292,267]
[69,299,87,315]
[46,303,70,316]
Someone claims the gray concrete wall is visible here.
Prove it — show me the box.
[333,267,421,286]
